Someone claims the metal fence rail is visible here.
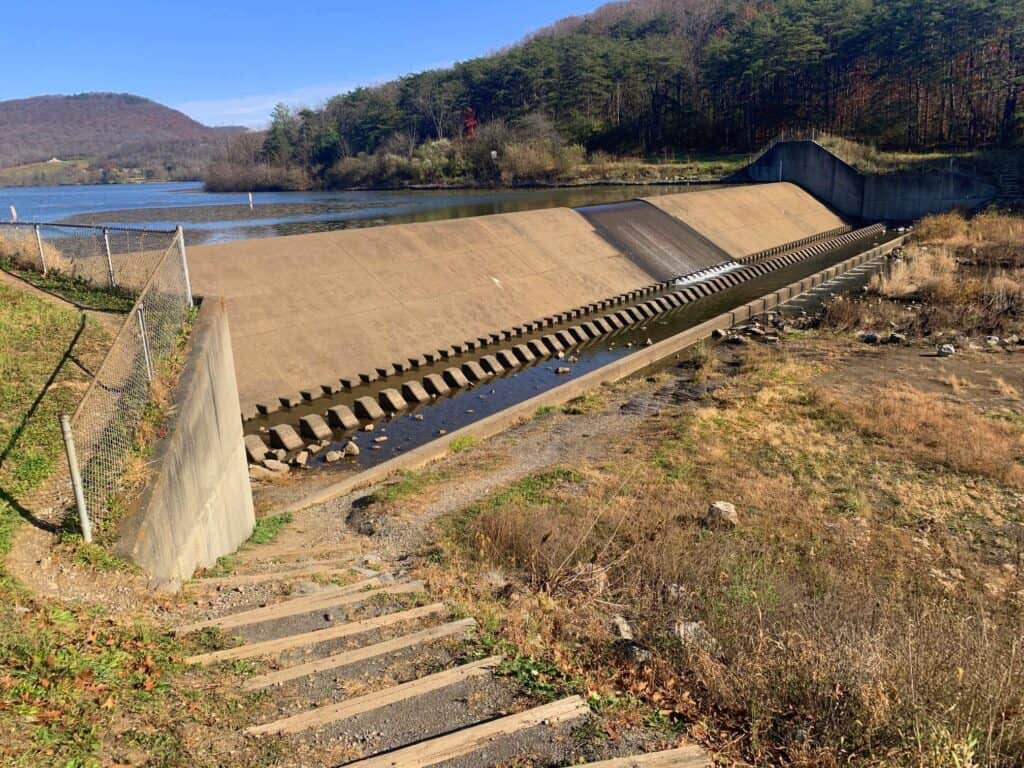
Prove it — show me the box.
[0,221,177,295]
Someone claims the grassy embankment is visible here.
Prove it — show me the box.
[0,160,95,188]
[0,231,134,312]
[0,281,287,767]
[816,134,1021,181]
[396,211,1024,767]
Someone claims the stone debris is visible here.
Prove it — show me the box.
[343,441,360,457]
[324,451,343,464]
[612,614,634,641]
[290,451,309,468]
[555,367,571,375]
[261,459,290,474]
[673,619,720,655]
[701,501,739,530]
[938,343,957,357]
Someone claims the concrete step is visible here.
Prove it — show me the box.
[173,580,423,635]
[186,561,364,590]
[581,745,711,767]
[340,696,591,768]
[247,653,501,735]
[186,602,447,666]
[242,617,477,691]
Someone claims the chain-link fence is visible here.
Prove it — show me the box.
[4,222,198,532]
[0,221,177,296]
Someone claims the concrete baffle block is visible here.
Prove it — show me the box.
[359,371,379,384]
[555,330,577,348]
[278,394,302,409]
[244,434,270,464]
[512,344,536,363]
[354,396,385,421]
[327,405,360,431]
[496,349,520,369]
[542,334,565,353]
[568,326,590,344]
[581,321,602,338]
[423,374,451,397]
[442,367,470,388]
[299,414,332,441]
[461,361,490,382]
[269,424,304,452]
[527,339,549,358]
[401,380,431,404]
[378,388,408,413]
[480,355,505,375]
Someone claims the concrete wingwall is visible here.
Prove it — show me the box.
[748,140,998,221]
[117,297,254,584]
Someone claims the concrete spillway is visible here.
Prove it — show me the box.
[645,183,846,258]
[578,200,732,281]
[189,182,850,418]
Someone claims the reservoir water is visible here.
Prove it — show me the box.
[0,181,718,245]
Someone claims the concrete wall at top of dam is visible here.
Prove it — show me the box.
[188,182,848,417]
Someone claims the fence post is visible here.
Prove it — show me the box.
[60,415,92,543]
[176,225,194,306]
[103,227,116,288]
[34,224,48,275]
[137,305,154,381]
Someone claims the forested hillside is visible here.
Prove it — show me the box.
[208,0,1024,191]
[0,93,242,183]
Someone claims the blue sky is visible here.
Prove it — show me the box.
[1,1,602,128]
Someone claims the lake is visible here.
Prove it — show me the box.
[0,181,720,245]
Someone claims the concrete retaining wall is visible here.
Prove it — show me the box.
[748,141,998,221]
[117,297,254,585]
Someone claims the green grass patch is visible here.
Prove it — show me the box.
[1,259,135,312]
[247,512,293,545]
[449,435,477,453]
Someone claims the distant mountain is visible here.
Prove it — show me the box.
[0,92,244,180]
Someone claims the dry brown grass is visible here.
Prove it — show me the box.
[816,384,1024,489]
[869,245,956,299]
[0,230,71,274]
[438,348,1024,767]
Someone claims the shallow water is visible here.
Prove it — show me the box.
[248,231,898,476]
[0,181,720,245]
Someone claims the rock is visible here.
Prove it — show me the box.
[887,332,907,344]
[612,614,634,641]
[555,366,572,375]
[763,334,779,343]
[485,568,510,592]
[745,326,766,338]
[249,465,279,481]
[363,423,376,432]
[861,332,882,345]
[986,336,1002,347]
[244,434,270,464]
[343,441,360,457]
[270,449,287,461]
[291,451,309,468]
[672,620,720,655]
[324,450,343,464]
[937,343,956,358]
[373,436,388,444]
[701,501,739,530]
[725,334,748,346]
[556,351,565,360]
[1005,334,1021,345]
[642,338,654,347]
[261,459,291,474]
[712,328,727,340]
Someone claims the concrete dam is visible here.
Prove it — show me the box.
[188,182,848,423]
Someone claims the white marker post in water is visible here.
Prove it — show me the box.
[9,205,16,222]
[248,191,254,211]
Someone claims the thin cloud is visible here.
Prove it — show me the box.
[176,81,362,128]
